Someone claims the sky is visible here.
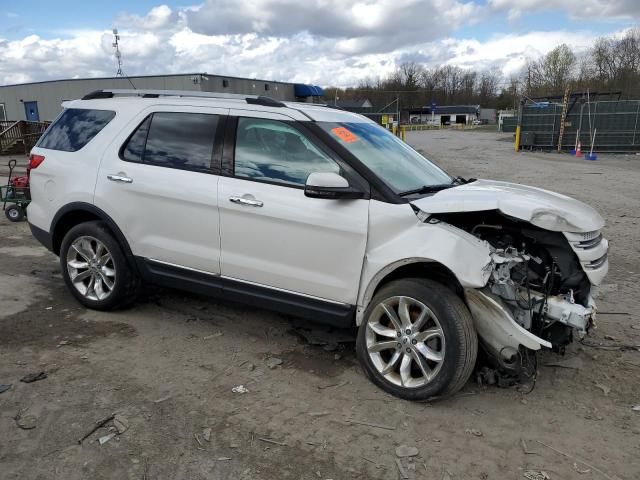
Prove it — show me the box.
[0,0,638,87]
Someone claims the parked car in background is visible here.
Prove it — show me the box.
[27,89,608,400]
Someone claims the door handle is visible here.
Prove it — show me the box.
[107,174,133,184]
[229,195,263,207]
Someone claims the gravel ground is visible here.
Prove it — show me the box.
[0,130,639,479]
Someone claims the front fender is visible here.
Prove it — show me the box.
[357,201,493,323]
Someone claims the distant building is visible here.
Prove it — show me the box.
[334,98,373,109]
[479,108,497,124]
[407,105,480,125]
[498,109,516,131]
[0,73,325,121]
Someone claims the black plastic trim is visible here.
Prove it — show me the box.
[50,202,136,264]
[137,257,354,327]
[29,222,53,252]
[82,90,114,100]
[245,96,285,107]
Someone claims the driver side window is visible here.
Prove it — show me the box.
[234,117,339,187]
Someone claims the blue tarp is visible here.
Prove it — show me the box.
[294,84,324,97]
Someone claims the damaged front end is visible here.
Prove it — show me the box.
[430,211,607,375]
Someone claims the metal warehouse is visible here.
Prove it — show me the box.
[0,73,325,122]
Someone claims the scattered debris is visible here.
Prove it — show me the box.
[291,320,355,347]
[258,437,287,446]
[465,429,483,437]
[346,419,396,431]
[317,380,347,390]
[203,332,223,339]
[361,456,387,469]
[535,440,616,480]
[20,371,47,383]
[396,445,419,458]
[14,409,37,430]
[523,470,550,480]
[544,357,583,370]
[334,354,341,360]
[631,405,640,412]
[232,385,249,394]
[57,340,70,347]
[322,343,339,352]
[595,383,611,396]
[573,463,591,474]
[98,433,116,445]
[113,414,129,434]
[521,439,536,455]
[395,459,409,479]
[216,457,232,461]
[202,427,212,442]
[308,411,331,417]
[0,384,11,394]
[631,325,640,330]
[154,394,172,403]
[78,413,115,444]
[194,433,204,448]
[442,471,453,480]
[266,357,283,369]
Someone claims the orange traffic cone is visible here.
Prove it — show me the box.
[575,140,582,157]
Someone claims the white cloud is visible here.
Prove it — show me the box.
[489,0,640,21]
[0,1,632,87]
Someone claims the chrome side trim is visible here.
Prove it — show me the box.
[221,275,349,306]
[147,258,221,277]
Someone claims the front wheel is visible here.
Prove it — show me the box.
[60,221,140,310]
[356,278,477,401]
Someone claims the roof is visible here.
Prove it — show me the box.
[63,90,374,124]
[408,105,480,115]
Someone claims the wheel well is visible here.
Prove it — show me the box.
[51,210,101,255]
[373,261,465,299]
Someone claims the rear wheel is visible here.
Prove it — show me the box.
[60,221,140,310]
[356,278,477,401]
[5,204,24,222]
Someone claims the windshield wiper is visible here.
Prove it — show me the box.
[399,184,455,196]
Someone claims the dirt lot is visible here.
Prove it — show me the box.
[1,130,639,480]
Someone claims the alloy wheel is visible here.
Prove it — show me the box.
[365,296,446,388]
[66,236,116,301]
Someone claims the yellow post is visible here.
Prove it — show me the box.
[401,126,406,141]
[514,125,521,152]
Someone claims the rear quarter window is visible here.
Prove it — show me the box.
[37,108,116,152]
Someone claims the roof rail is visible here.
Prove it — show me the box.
[81,89,285,107]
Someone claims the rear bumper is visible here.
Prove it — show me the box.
[29,222,54,253]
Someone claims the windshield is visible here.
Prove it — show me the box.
[319,121,452,194]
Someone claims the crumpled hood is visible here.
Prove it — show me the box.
[410,179,604,233]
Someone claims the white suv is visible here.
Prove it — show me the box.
[27,89,608,400]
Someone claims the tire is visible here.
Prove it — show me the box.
[356,278,477,401]
[5,204,25,222]
[60,220,140,310]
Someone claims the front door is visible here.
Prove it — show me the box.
[218,112,369,304]
[24,101,39,121]
[94,106,228,274]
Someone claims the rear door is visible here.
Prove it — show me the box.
[218,111,369,304]
[94,105,227,274]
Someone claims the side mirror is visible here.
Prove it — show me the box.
[304,172,364,200]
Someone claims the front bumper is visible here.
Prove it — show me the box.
[564,230,609,285]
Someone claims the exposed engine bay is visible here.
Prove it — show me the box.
[432,210,602,380]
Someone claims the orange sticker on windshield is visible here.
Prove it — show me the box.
[331,127,358,143]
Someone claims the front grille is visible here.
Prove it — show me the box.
[586,253,608,269]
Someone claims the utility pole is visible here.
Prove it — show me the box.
[112,29,123,77]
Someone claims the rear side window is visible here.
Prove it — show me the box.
[37,108,115,152]
[122,112,219,172]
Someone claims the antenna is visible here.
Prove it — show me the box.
[112,28,124,77]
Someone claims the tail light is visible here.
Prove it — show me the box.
[28,154,45,170]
